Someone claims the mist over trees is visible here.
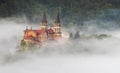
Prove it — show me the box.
[0,0,120,24]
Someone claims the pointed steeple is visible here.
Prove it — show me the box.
[55,11,60,23]
[42,12,47,23]
[40,12,47,30]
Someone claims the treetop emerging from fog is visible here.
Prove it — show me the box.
[0,0,120,24]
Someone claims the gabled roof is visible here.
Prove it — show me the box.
[33,30,44,34]
[25,35,33,39]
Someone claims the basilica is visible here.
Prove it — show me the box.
[20,12,62,49]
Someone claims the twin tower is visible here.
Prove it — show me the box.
[21,11,62,50]
[40,12,62,39]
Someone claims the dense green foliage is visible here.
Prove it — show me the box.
[0,0,120,23]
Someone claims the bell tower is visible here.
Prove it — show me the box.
[40,12,47,30]
[53,11,62,39]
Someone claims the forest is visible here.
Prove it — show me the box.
[0,0,120,24]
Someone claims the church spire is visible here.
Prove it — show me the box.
[55,11,60,23]
[42,12,47,23]
[40,12,47,30]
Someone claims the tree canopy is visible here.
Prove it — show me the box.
[0,0,119,23]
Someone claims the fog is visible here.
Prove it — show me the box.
[0,18,120,73]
